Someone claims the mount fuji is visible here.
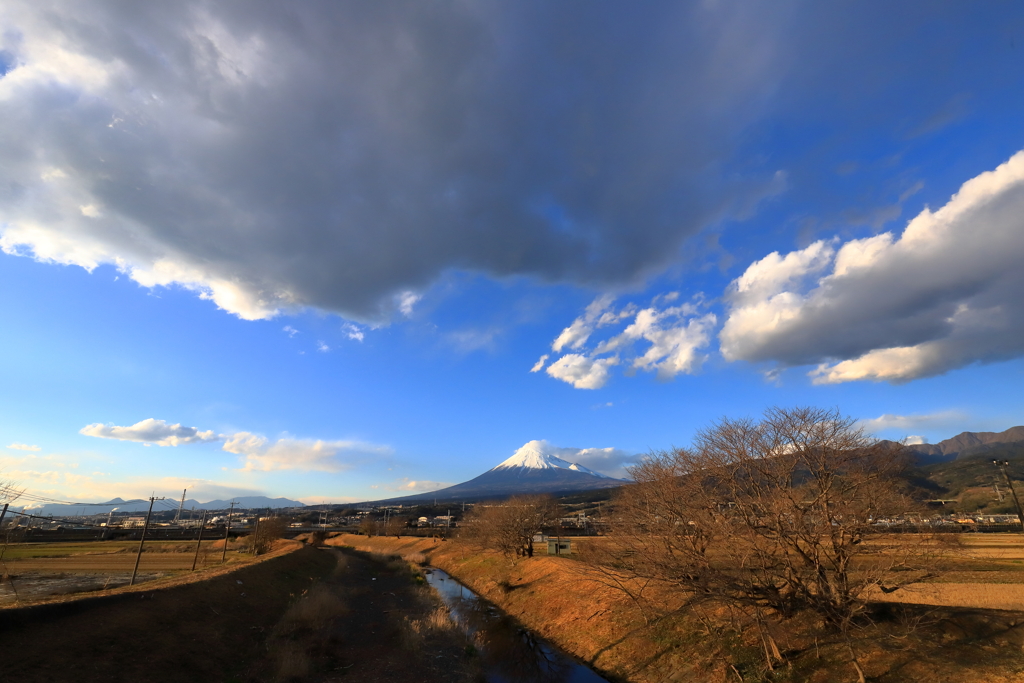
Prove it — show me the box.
[378,441,631,503]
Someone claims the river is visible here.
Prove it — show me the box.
[424,567,611,683]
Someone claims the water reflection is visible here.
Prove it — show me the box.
[425,569,608,683]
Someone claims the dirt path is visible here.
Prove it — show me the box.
[0,545,480,683]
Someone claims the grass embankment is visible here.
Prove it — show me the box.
[330,533,1024,683]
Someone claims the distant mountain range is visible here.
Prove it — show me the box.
[904,426,1024,465]
[24,496,305,517]
[374,443,629,504]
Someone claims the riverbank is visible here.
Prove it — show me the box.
[1,543,482,683]
[329,533,1024,682]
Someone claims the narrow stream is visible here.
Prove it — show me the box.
[424,567,610,683]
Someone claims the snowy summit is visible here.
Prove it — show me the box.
[491,440,611,479]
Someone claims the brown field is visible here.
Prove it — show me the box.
[0,537,285,607]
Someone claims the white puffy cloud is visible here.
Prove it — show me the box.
[7,443,41,451]
[543,295,715,389]
[283,325,299,337]
[0,1,793,323]
[529,354,549,373]
[343,323,365,342]
[546,354,620,390]
[80,418,218,446]
[720,150,1024,382]
[551,295,619,353]
[222,432,391,472]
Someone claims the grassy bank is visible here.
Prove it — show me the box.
[329,533,1024,682]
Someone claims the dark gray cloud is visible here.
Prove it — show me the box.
[1,2,1005,324]
[0,0,792,320]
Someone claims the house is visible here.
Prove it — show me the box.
[547,539,571,555]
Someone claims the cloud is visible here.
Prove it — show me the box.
[397,292,422,317]
[543,295,715,389]
[297,495,361,506]
[529,354,549,373]
[513,439,638,479]
[283,325,299,337]
[317,341,330,352]
[80,419,218,446]
[719,150,1024,383]
[857,411,967,436]
[222,432,391,472]
[0,2,794,322]
[342,323,364,342]
[382,478,452,493]
[546,354,620,390]
[551,295,619,353]
[7,443,41,451]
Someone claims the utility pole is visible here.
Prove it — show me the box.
[994,461,1024,529]
[191,510,208,571]
[221,501,237,563]
[130,496,165,586]
[175,488,187,524]
[252,513,261,556]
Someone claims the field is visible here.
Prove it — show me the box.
[0,537,257,605]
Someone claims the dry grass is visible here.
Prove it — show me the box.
[0,538,302,609]
[268,582,350,682]
[329,532,1024,683]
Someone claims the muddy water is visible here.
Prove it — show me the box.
[424,567,610,683]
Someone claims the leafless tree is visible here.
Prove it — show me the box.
[251,516,288,555]
[596,407,931,633]
[460,495,557,564]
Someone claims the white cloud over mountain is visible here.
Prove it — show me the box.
[223,433,390,473]
[720,150,1024,383]
[509,439,639,479]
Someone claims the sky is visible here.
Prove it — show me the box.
[2,1,1024,507]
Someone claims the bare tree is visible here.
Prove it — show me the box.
[251,516,288,555]
[598,407,928,632]
[460,495,557,564]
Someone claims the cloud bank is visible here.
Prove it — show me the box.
[0,1,789,322]
[80,418,390,472]
[720,150,1024,383]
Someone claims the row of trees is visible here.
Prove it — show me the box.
[461,407,933,639]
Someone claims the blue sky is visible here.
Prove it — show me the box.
[1,1,1023,505]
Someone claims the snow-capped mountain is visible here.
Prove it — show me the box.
[377,441,629,503]
[491,443,612,479]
